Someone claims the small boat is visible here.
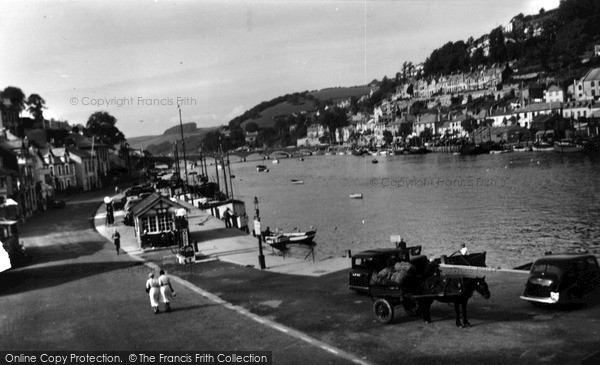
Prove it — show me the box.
[349,193,363,199]
[554,140,584,153]
[513,145,530,152]
[489,149,510,154]
[282,230,316,245]
[272,159,279,164]
[434,252,487,267]
[291,179,304,185]
[532,142,554,152]
[372,159,378,164]
[299,158,304,161]
[256,165,269,172]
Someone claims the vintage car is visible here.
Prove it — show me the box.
[348,246,426,293]
[520,253,600,305]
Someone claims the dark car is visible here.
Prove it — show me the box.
[349,246,426,293]
[520,253,600,305]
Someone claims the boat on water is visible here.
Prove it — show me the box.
[372,159,379,164]
[256,165,269,172]
[489,149,511,154]
[532,142,554,152]
[513,145,530,152]
[291,179,304,185]
[272,159,279,164]
[554,140,584,153]
[349,193,363,199]
[433,252,487,267]
[264,230,317,246]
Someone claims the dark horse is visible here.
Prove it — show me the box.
[416,275,491,327]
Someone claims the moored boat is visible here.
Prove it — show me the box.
[256,165,269,172]
[434,252,487,267]
[532,141,554,152]
[282,230,317,244]
[554,140,584,153]
[513,145,530,152]
[349,193,363,199]
[291,179,304,184]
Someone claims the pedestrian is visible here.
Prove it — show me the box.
[158,269,175,312]
[222,208,231,228]
[145,272,161,314]
[105,202,114,226]
[460,243,468,255]
[112,229,121,255]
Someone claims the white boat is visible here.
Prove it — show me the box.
[349,193,363,199]
[513,145,530,152]
[291,179,304,185]
[489,150,510,154]
[532,142,554,152]
[256,165,269,172]
[282,230,317,244]
[272,159,279,164]
[554,140,584,153]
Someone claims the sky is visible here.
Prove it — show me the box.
[0,0,560,138]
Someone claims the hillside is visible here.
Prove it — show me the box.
[238,85,371,130]
[127,124,218,155]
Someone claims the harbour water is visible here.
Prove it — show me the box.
[207,152,600,269]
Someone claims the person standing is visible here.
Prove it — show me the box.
[145,273,161,314]
[460,243,468,255]
[112,229,121,255]
[222,208,231,228]
[158,269,175,312]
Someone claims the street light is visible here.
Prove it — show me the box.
[254,197,266,270]
[175,208,188,248]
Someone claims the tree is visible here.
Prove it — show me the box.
[245,121,259,132]
[0,86,26,135]
[382,130,393,146]
[86,111,125,144]
[489,27,507,63]
[27,93,46,123]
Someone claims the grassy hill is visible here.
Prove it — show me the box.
[239,85,371,130]
[127,124,219,155]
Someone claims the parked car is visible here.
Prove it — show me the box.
[48,199,65,209]
[348,246,425,293]
[520,253,600,306]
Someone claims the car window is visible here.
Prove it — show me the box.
[532,262,562,276]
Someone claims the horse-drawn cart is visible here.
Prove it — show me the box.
[369,274,490,326]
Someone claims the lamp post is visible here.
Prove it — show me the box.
[104,196,113,225]
[254,197,266,270]
[175,208,188,248]
[178,105,189,193]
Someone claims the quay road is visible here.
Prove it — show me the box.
[0,188,352,364]
[1,187,600,364]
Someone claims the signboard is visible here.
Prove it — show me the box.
[254,220,261,236]
[181,229,189,247]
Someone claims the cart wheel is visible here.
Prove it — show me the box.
[373,299,394,324]
[402,297,420,317]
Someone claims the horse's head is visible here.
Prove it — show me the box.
[473,277,491,299]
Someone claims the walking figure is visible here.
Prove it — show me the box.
[158,269,175,312]
[112,229,121,255]
[145,273,161,314]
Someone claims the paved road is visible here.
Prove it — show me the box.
[0,189,361,364]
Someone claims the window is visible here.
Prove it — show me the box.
[592,81,595,87]
[57,165,63,175]
[65,164,69,175]
[142,216,159,233]
[157,214,173,232]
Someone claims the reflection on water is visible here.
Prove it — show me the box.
[207,152,600,269]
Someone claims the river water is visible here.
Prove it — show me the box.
[205,152,600,269]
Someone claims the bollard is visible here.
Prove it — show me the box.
[347,249,352,258]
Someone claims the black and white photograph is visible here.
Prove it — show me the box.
[1,0,600,364]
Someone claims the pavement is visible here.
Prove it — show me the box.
[97,193,351,277]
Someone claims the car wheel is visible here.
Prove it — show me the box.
[373,299,394,324]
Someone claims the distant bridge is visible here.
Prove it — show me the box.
[194,146,321,161]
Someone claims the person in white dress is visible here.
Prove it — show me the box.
[460,244,468,256]
[158,269,175,312]
[145,273,161,314]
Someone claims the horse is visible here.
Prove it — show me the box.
[416,275,491,327]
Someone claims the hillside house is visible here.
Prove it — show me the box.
[571,67,600,101]
[562,101,600,121]
[544,85,565,104]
